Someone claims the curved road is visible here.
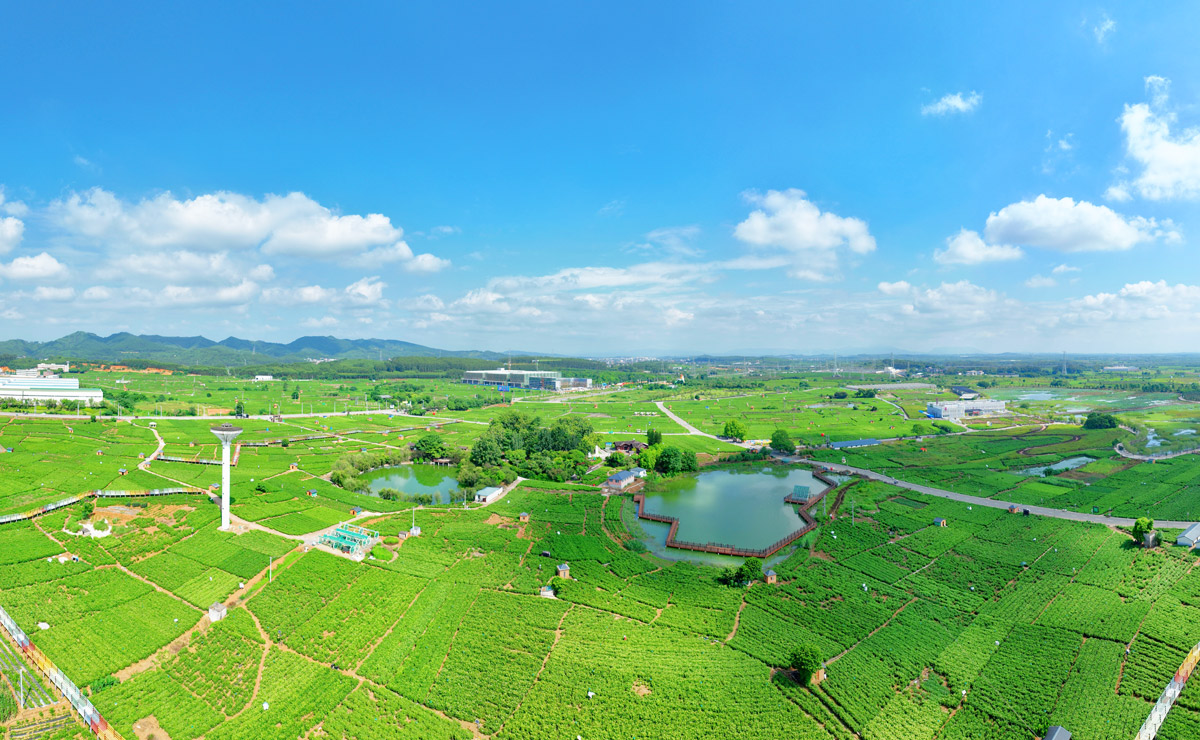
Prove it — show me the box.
[796,457,1195,529]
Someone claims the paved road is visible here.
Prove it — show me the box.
[654,401,737,442]
[798,458,1197,529]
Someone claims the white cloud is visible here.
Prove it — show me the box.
[634,226,702,257]
[301,316,339,328]
[345,277,386,305]
[104,250,273,285]
[1093,13,1116,43]
[598,199,626,217]
[1052,264,1081,275]
[902,280,1012,323]
[81,286,113,301]
[1025,274,1057,288]
[32,286,75,301]
[404,253,452,273]
[47,188,445,271]
[664,307,694,326]
[934,229,1023,265]
[1066,280,1200,323]
[0,252,68,280]
[921,91,982,117]
[429,225,460,237]
[1112,76,1200,200]
[734,189,875,279]
[0,189,29,218]
[984,195,1177,252]
[0,217,23,254]
[261,284,337,305]
[877,280,913,296]
[160,279,259,306]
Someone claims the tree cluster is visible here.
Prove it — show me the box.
[1083,412,1119,430]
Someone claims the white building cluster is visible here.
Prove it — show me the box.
[926,399,1006,420]
[0,375,104,406]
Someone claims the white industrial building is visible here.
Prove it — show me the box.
[0,375,104,405]
[462,368,592,391]
[926,399,1007,420]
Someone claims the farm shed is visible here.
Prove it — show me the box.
[209,603,227,622]
[519,512,530,523]
[829,438,880,450]
[474,486,504,504]
[765,570,777,584]
[604,471,637,492]
[1178,522,1200,548]
[933,518,947,527]
[557,563,570,578]
[1044,727,1071,740]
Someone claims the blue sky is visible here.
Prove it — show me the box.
[2,2,1199,355]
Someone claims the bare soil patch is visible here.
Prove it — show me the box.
[133,715,172,740]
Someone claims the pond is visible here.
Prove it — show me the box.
[361,464,460,504]
[633,466,828,563]
[1011,456,1094,476]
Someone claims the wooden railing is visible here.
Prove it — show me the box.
[632,470,838,558]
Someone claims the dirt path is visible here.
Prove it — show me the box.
[725,592,750,642]
[495,604,574,736]
[824,596,917,667]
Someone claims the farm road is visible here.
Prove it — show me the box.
[795,458,1196,529]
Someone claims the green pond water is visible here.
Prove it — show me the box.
[361,464,459,504]
[634,466,828,563]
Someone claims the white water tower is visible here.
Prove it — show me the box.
[211,422,243,530]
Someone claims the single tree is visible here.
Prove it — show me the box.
[80,501,95,520]
[737,557,763,584]
[770,429,795,455]
[723,419,748,441]
[647,429,663,446]
[413,433,449,460]
[469,437,504,467]
[1083,412,1119,430]
[789,644,823,685]
[605,452,627,468]
[1133,516,1154,543]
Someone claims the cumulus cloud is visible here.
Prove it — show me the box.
[404,253,452,273]
[344,276,386,305]
[1052,264,1081,275]
[104,250,274,285]
[934,229,1023,265]
[877,281,914,296]
[0,216,22,254]
[301,316,339,328]
[921,91,982,116]
[81,286,113,301]
[1066,280,1200,323]
[0,252,68,280]
[983,195,1177,252]
[47,188,446,270]
[32,286,75,301]
[734,189,874,279]
[160,279,259,306]
[261,284,338,305]
[1111,76,1200,200]
[1025,274,1057,288]
[902,280,1012,323]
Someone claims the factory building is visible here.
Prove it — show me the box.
[0,375,104,405]
[462,368,592,391]
[926,399,1007,420]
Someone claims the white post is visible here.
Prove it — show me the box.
[220,439,232,530]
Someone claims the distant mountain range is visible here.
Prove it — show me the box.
[0,332,532,366]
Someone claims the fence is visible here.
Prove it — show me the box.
[0,488,205,525]
[632,471,837,559]
[1134,640,1200,740]
[0,605,123,739]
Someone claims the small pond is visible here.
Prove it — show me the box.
[633,466,828,563]
[1011,456,1094,476]
[361,464,460,504]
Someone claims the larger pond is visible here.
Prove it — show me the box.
[1011,456,1094,476]
[361,464,459,504]
[633,466,828,564]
